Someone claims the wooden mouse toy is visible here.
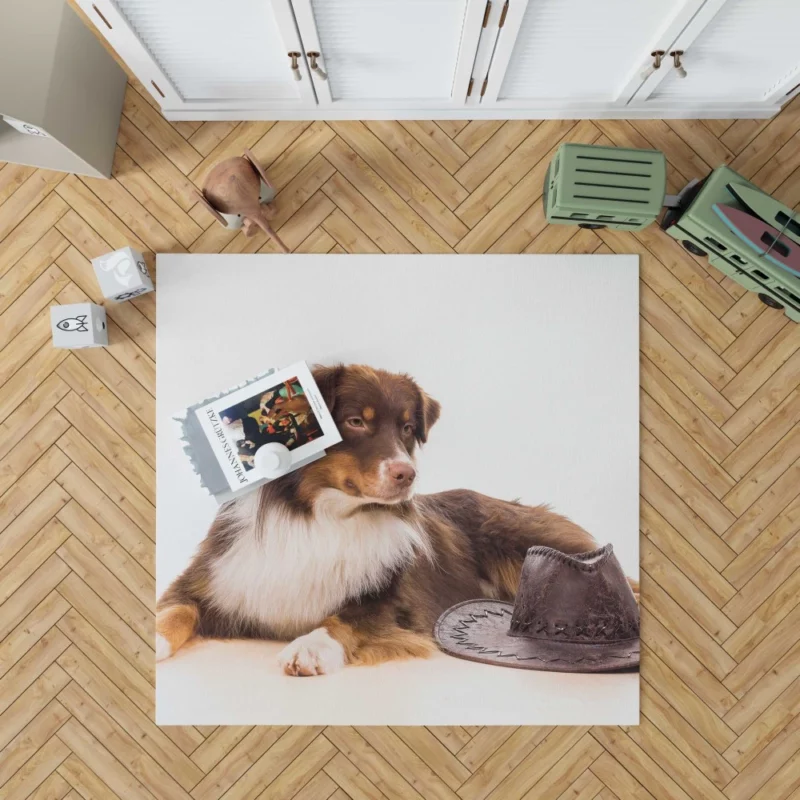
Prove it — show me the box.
[195,149,289,253]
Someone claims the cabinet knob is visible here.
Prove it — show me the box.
[670,50,687,79]
[307,52,328,81]
[640,51,665,81]
[288,52,302,81]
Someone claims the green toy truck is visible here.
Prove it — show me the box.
[544,143,800,322]
[660,165,800,322]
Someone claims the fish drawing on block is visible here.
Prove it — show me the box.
[56,315,89,332]
[713,204,800,278]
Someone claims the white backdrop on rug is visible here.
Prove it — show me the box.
[156,254,639,725]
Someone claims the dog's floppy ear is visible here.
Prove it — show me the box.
[312,364,344,414]
[415,387,441,444]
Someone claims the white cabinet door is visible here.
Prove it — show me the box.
[77,0,316,111]
[632,0,800,108]
[290,0,486,108]
[478,0,707,110]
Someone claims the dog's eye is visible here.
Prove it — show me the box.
[346,417,365,428]
[403,424,415,435]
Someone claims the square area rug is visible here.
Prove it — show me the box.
[156,254,639,726]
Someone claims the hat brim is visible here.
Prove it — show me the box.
[434,600,639,673]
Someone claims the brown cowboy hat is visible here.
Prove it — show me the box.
[434,543,639,673]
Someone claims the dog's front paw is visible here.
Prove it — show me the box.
[155,633,173,662]
[278,628,346,677]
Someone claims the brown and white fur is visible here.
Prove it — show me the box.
[157,364,639,676]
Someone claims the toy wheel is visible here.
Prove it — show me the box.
[682,240,707,257]
[758,293,784,310]
[578,223,606,230]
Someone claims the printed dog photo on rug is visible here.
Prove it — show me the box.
[155,253,640,726]
[157,363,639,677]
[218,376,324,470]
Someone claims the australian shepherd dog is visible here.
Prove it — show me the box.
[157,364,638,676]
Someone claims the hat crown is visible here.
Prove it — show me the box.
[508,544,639,644]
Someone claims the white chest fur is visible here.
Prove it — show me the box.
[208,489,428,639]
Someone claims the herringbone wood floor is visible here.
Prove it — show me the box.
[3,58,800,800]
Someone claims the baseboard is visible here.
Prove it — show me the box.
[162,104,780,122]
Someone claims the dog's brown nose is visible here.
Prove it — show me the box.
[388,462,416,485]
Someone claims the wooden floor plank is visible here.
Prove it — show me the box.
[454,121,505,156]
[0,194,69,279]
[641,392,735,501]
[639,681,737,789]
[0,229,68,317]
[453,121,539,192]
[56,681,194,800]
[56,492,154,587]
[0,591,70,683]
[640,572,738,683]
[57,752,121,800]
[0,731,70,800]
[189,726,288,800]
[323,137,450,253]
[0,163,37,208]
[640,355,736,463]
[721,349,800,444]
[56,716,159,800]
[187,122,238,158]
[454,119,575,229]
[723,530,800,624]
[264,121,336,192]
[56,570,153,684]
[0,518,72,607]
[122,86,202,176]
[0,170,65,244]
[110,148,202,249]
[329,121,467,246]
[116,116,200,212]
[56,537,152,643]
[364,120,469,210]
[55,427,154,536]
[0,555,70,642]
[55,392,154,503]
[640,501,736,609]
[724,568,800,666]
[399,121,469,174]
[321,173,414,253]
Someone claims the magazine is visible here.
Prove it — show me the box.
[193,362,341,492]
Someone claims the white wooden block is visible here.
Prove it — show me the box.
[51,303,108,348]
[92,246,154,301]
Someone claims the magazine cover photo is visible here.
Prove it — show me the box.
[219,375,324,470]
[192,362,340,493]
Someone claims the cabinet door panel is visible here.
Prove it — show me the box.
[83,0,315,108]
[292,0,485,107]
[482,0,704,107]
[644,0,800,104]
